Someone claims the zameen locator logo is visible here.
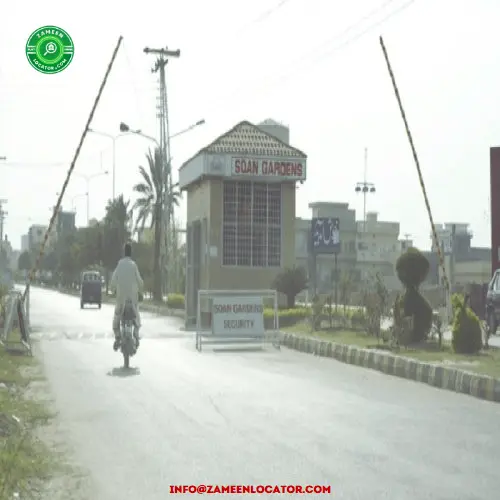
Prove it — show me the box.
[26,25,74,74]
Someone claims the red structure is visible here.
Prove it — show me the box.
[490,147,500,276]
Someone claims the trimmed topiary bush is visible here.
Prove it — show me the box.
[401,288,433,342]
[395,247,432,343]
[396,247,430,288]
[451,293,482,354]
[166,293,185,309]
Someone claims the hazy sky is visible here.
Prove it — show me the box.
[1,0,498,251]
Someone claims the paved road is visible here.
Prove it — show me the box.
[29,288,500,499]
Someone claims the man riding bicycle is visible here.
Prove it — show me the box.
[110,242,144,351]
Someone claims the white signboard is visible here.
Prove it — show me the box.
[231,157,306,181]
[212,296,265,336]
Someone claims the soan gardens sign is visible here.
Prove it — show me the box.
[211,296,265,336]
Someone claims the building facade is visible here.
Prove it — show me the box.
[179,119,307,327]
[431,222,491,285]
[21,234,29,252]
[295,202,357,294]
[295,204,410,293]
[356,212,402,289]
[28,225,48,252]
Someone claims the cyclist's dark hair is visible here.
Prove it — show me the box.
[124,242,132,257]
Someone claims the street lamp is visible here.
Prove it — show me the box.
[74,171,109,225]
[119,122,160,147]
[119,118,205,144]
[87,129,131,200]
[71,193,87,212]
[355,147,376,233]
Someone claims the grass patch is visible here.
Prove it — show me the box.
[0,344,56,499]
[283,321,500,379]
[284,322,375,348]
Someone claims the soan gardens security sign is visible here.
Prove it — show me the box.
[26,26,74,74]
[212,296,265,336]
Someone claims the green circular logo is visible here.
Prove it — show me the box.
[26,25,74,74]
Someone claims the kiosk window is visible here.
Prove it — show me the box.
[222,181,282,267]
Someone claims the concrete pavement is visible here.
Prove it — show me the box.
[28,288,500,499]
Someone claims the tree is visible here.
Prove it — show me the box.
[362,272,389,340]
[0,247,7,269]
[102,196,132,291]
[57,232,79,286]
[133,148,163,301]
[166,219,185,294]
[395,247,432,343]
[133,241,154,296]
[75,225,102,270]
[339,270,355,317]
[42,251,58,272]
[18,251,32,271]
[272,266,308,309]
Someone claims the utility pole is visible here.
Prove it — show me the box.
[144,45,180,296]
[0,199,7,243]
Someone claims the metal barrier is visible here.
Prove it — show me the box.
[195,289,280,352]
[0,287,31,355]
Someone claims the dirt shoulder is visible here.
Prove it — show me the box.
[0,340,92,499]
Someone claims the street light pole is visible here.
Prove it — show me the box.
[88,129,130,200]
[354,147,376,233]
[74,169,109,225]
[71,193,86,212]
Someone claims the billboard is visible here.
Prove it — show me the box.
[311,217,340,254]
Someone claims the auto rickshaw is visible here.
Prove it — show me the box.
[80,270,102,309]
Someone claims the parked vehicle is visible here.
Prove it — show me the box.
[80,270,102,309]
[485,270,500,334]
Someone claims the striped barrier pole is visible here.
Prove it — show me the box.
[379,36,451,320]
[22,36,124,304]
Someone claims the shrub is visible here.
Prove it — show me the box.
[166,293,185,309]
[272,266,308,308]
[451,294,482,354]
[310,295,324,330]
[350,309,366,329]
[401,288,433,343]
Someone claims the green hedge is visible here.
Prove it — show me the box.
[165,293,365,327]
[264,307,310,327]
[166,293,185,309]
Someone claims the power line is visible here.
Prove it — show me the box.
[249,0,294,25]
[201,0,415,116]
[0,162,68,168]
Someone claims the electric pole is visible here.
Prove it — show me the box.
[0,199,7,246]
[144,45,180,296]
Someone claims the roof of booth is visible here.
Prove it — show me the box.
[179,120,307,171]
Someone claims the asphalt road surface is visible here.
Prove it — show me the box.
[28,287,500,499]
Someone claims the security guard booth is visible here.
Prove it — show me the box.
[178,120,307,328]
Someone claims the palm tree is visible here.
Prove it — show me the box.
[133,148,163,301]
[104,195,132,231]
[102,195,132,292]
